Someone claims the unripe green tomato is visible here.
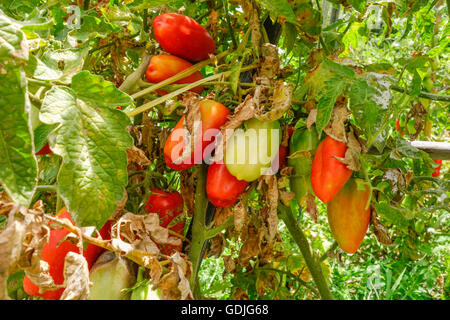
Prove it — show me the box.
[131,267,163,300]
[224,118,281,182]
[414,220,425,234]
[423,76,433,92]
[288,126,319,203]
[88,251,136,300]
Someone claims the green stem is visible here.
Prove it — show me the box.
[390,85,450,102]
[127,64,258,117]
[278,203,334,300]
[36,185,57,193]
[188,165,208,298]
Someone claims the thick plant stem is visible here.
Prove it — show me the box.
[278,203,334,300]
[188,165,208,298]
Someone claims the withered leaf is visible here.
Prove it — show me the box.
[256,81,293,122]
[306,109,317,129]
[0,219,27,300]
[336,128,362,171]
[323,96,350,143]
[126,146,151,167]
[263,175,279,242]
[59,252,90,300]
[233,200,248,234]
[305,192,318,223]
[371,211,393,246]
[207,233,225,258]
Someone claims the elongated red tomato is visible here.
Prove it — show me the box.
[310,136,352,203]
[164,99,230,170]
[145,189,184,255]
[145,55,204,95]
[207,162,249,207]
[327,178,371,254]
[153,13,216,61]
[23,208,111,300]
[432,160,443,177]
[35,142,52,155]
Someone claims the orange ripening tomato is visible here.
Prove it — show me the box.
[310,136,352,203]
[206,162,249,208]
[22,208,111,300]
[164,99,230,170]
[153,13,216,62]
[327,178,371,254]
[432,160,443,177]
[145,55,204,95]
[395,119,405,137]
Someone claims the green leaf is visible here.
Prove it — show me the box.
[282,22,297,54]
[33,123,56,152]
[69,14,120,43]
[348,0,367,13]
[39,71,133,228]
[315,78,346,134]
[37,46,90,83]
[126,0,179,10]
[255,0,298,25]
[348,73,393,152]
[392,138,432,162]
[323,58,355,79]
[24,54,63,80]
[0,9,28,61]
[0,65,37,206]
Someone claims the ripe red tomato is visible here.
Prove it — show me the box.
[145,189,185,254]
[22,208,111,300]
[153,13,216,61]
[310,136,353,203]
[206,162,249,208]
[164,99,230,170]
[432,160,443,177]
[395,119,405,137]
[35,142,52,156]
[272,125,295,172]
[145,54,204,95]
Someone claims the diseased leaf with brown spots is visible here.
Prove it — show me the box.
[336,128,362,171]
[126,146,150,167]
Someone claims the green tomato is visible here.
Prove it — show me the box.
[224,118,281,182]
[288,126,319,203]
[422,76,433,93]
[88,251,136,300]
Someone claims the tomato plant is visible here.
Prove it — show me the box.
[0,0,448,303]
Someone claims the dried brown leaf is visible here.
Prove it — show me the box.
[323,96,350,143]
[305,192,318,223]
[256,81,293,122]
[306,109,317,129]
[59,252,90,300]
[371,211,393,246]
[126,146,151,167]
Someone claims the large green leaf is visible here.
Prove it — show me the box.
[0,65,37,206]
[0,9,28,61]
[256,0,298,25]
[348,73,393,152]
[315,78,346,134]
[39,71,133,228]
